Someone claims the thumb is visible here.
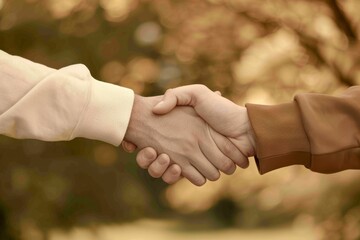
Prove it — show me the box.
[153,87,193,115]
[122,141,137,153]
[153,85,207,115]
[152,90,178,114]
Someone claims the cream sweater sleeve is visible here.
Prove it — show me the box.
[0,50,134,146]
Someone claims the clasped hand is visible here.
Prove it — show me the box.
[123,85,256,186]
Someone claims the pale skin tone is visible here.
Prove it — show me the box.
[123,85,256,185]
[123,94,248,186]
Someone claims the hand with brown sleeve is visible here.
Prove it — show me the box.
[124,85,360,184]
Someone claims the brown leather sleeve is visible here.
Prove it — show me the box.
[245,86,360,174]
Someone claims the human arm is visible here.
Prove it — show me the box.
[0,51,243,186]
[140,84,360,177]
[0,50,134,145]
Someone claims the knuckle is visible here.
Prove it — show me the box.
[144,148,156,160]
[238,158,249,169]
[208,171,220,181]
[182,166,206,186]
[158,154,170,165]
[193,85,210,100]
[220,160,235,173]
[149,168,162,178]
[165,88,174,96]
[163,174,178,184]
[194,84,208,92]
[136,155,148,169]
[169,165,181,175]
[193,177,206,187]
[223,142,236,156]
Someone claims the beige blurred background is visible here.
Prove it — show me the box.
[0,0,360,239]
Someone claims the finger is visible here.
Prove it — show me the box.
[210,128,249,168]
[136,147,158,169]
[199,128,236,175]
[181,164,207,186]
[122,141,137,153]
[162,164,182,184]
[153,85,209,115]
[214,91,222,96]
[152,89,179,114]
[148,154,171,178]
[188,153,221,182]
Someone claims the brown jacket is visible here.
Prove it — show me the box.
[246,86,360,174]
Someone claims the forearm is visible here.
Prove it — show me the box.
[246,86,360,174]
[0,50,134,145]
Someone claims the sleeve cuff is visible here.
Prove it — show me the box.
[72,78,134,146]
[245,102,311,174]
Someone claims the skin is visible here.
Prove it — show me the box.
[123,85,256,185]
[123,94,245,186]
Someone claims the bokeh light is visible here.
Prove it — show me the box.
[135,21,162,46]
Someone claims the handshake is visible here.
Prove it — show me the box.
[122,85,256,186]
[1,50,355,182]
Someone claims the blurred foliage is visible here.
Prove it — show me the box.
[0,0,360,239]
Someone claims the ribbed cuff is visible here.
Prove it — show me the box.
[246,102,311,174]
[72,78,134,146]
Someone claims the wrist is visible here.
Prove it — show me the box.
[243,108,256,156]
[124,95,146,143]
[124,95,162,147]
